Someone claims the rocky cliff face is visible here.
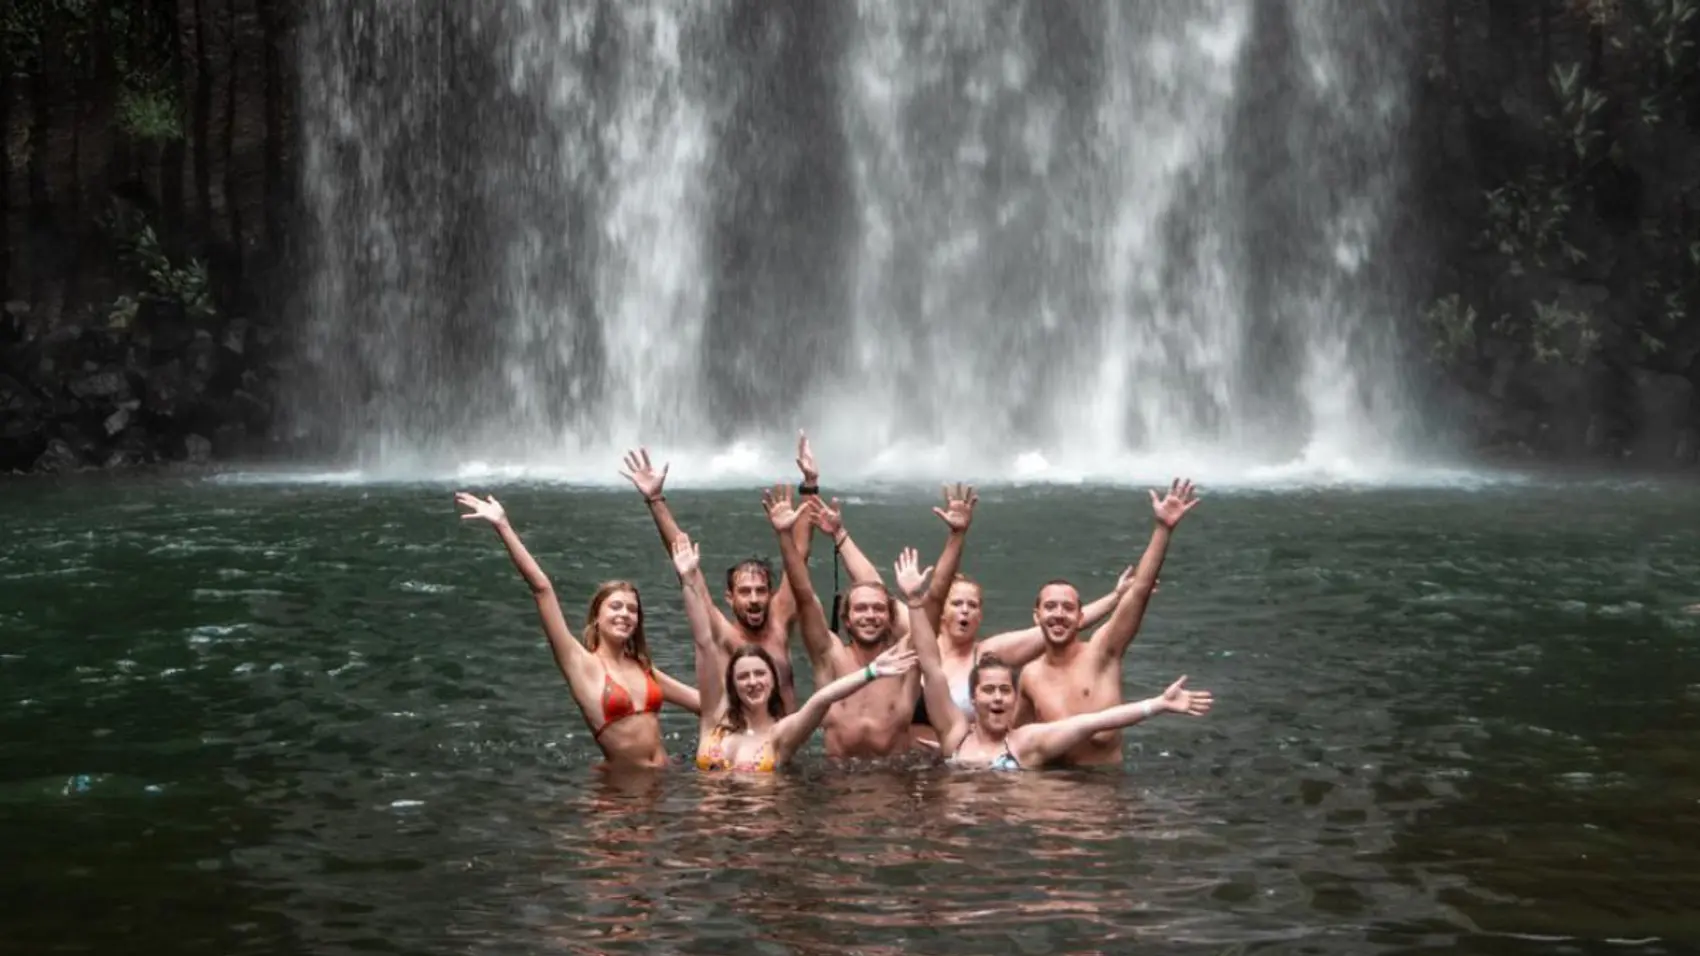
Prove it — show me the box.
[1,297,284,472]
[2,0,295,473]
[1402,0,1700,467]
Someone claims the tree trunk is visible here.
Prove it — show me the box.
[28,10,62,304]
[257,0,286,248]
[159,0,189,258]
[223,0,244,283]
[194,0,215,237]
[1,30,12,309]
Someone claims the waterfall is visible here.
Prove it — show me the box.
[292,0,1424,486]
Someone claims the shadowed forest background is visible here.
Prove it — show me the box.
[2,0,1699,474]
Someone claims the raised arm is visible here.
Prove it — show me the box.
[762,484,839,678]
[1096,478,1200,664]
[813,497,884,586]
[670,533,726,730]
[978,565,1136,666]
[620,447,690,562]
[769,431,821,630]
[652,667,702,715]
[455,493,596,690]
[623,448,744,653]
[1011,676,1213,768]
[769,641,917,762]
[893,548,970,754]
[921,484,976,633]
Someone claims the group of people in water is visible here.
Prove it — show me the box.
[454,434,1214,774]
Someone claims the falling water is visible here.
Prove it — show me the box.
[291,1,1425,485]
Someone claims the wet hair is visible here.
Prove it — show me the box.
[583,580,652,672]
[947,573,983,599]
[844,579,891,605]
[969,652,1019,693]
[724,558,775,594]
[841,580,896,638]
[1033,578,1080,607]
[720,644,786,733]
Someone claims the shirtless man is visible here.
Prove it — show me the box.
[620,437,823,714]
[763,484,922,760]
[1016,478,1201,767]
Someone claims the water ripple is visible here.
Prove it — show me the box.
[3,482,1700,953]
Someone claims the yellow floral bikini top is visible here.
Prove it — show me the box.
[696,726,776,773]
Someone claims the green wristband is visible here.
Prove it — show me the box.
[863,664,876,682]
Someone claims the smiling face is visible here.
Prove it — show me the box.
[843,582,892,647]
[970,662,1019,734]
[943,579,984,645]
[732,654,774,711]
[1032,581,1082,647]
[724,564,772,632]
[585,582,648,667]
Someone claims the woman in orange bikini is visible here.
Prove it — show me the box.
[457,492,700,769]
[669,526,915,773]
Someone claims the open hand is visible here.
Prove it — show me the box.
[871,639,918,678]
[795,430,819,486]
[619,447,668,500]
[455,491,506,526]
[1113,564,1136,594]
[671,532,700,579]
[813,497,844,536]
[1160,676,1213,716]
[933,482,978,533]
[892,547,933,601]
[1150,478,1200,529]
[761,483,815,532]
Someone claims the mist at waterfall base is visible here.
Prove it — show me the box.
[286,1,1475,491]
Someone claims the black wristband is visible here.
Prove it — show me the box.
[798,483,820,496]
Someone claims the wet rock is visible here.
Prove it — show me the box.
[32,438,85,474]
[182,433,213,464]
[68,368,128,401]
[103,406,132,436]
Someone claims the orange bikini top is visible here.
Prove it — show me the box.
[593,668,663,739]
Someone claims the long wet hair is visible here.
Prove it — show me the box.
[582,580,653,672]
[719,644,785,733]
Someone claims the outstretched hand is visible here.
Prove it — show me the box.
[670,532,700,579]
[455,491,507,526]
[933,482,978,533]
[814,497,844,536]
[619,447,668,500]
[1114,564,1136,594]
[761,483,816,532]
[870,639,918,678]
[1150,478,1201,529]
[1160,676,1213,717]
[795,430,819,486]
[892,547,934,601]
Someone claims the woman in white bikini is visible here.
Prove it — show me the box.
[892,547,1212,771]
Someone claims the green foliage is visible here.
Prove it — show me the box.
[1478,170,1579,276]
[1423,295,1479,366]
[4,0,182,140]
[1528,299,1600,365]
[99,206,216,327]
[118,87,181,142]
[1442,1,1700,377]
